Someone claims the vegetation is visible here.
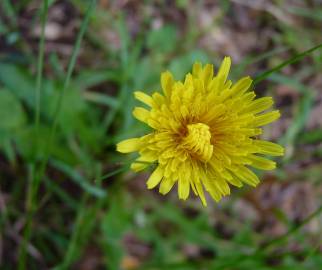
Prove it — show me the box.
[0,0,321,269]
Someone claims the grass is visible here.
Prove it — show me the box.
[0,1,322,269]
[17,1,49,268]
[18,1,96,269]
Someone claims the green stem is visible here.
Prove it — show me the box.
[253,43,322,85]
[96,166,130,182]
[93,159,154,183]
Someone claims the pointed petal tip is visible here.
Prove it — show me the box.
[133,91,143,99]
[116,138,141,153]
[179,195,189,201]
[146,166,164,189]
[193,61,202,67]
[224,56,232,62]
[280,146,285,156]
[248,178,260,187]
[134,91,153,107]
[199,195,207,207]
[161,71,174,97]
[132,107,150,122]
[146,182,155,189]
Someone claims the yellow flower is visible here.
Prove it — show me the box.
[117,57,284,206]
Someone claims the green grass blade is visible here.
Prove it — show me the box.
[253,43,322,85]
[51,159,106,198]
[95,159,153,183]
[44,177,78,210]
[83,91,119,109]
[97,165,131,181]
[234,46,289,77]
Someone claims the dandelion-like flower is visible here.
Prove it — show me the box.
[117,57,284,206]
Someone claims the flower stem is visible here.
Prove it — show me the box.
[253,43,322,85]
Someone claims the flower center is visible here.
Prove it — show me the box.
[181,123,213,162]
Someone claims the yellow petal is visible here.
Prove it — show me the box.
[216,56,231,82]
[214,176,230,195]
[232,166,260,186]
[133,107,150,123]
[192,62,202,76]
[195,182,207,206]
[116,138,141,153]
[226,177,243,187]
[131,152,157,172]
[230,76,252,97]
[152,92,166,107]
[221,170,243,187]
[159,177,176,195]
[253,140,284,156]
[242,97,273,114]
[204,180,222,202]
[202,64,214,87]
[134,91,153,107]
[200,169,222,202]
[190,162,206,204]
[131,162,148,172]
[253,110,280,126]
[161,71,174,97]
[241,91,256,104]
[191,181,198,196]
[202,104,226,123]
[178,177,190,200]
[248,155,276,170]
[146,166,164,189]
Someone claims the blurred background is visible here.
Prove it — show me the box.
[0,0,322,269]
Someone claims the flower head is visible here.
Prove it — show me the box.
[117,57,284,206]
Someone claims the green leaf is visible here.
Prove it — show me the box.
[14,125,76,163]
[0,88,26,130]
[74,70,120,89]
[147,25,178,54]
[83,91,119,109]
[51,159,106,198]
[0,63,35,107]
